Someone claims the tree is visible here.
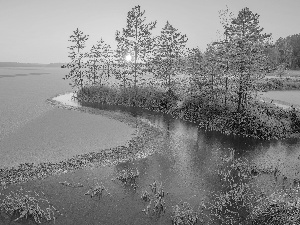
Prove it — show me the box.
[149,21,188,93]
[264,34,300,71]
[203,44,228,105]
[220,7,272,112]
[63,28,89,88]
[115,5,157,91]
[85,38,114,85]
[113,39,134,90]
[285,34,300,69]
[276,37,293,68]
[264,43,279,72]
[214,7,236,107]
[184,47,204,94]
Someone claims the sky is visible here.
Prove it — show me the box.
[0,0,300,64]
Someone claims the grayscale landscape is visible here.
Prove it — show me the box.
[1,0,300,224]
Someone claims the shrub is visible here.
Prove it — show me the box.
[113,168,139,189]
[289,107,300,133]
[200,149,300,224]
[0,188,61,224]
[77,84,178,112]
[76,84,300,140]
[141,181,166,216]
[85,182,111,199]
[172,202,199,225]
[255,77,300,91]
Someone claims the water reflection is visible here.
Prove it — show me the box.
[53,92,81,107]
[52,93,300,224]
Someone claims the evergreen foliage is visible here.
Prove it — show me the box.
[114,5,157,90]
[214,7,272,112]
[149,21,188,92]
[85,38,114,85]
[63,28,89,88]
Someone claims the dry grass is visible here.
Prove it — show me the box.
[141,181,166,216]
[197,149,300,224]
[0,187,62,224]
[113,168,140,190]
[266,69,300,78]
[85,180,111,199]
[172,202,199,225]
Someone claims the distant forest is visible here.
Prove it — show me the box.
[0,62,65,67]
[266,33,300,70]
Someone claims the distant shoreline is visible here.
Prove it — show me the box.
[0,62,66,67]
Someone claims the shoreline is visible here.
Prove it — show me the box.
[258,91,300,110]
[259,96,300,110]
[77,85,300,140]
[0,93,163,187]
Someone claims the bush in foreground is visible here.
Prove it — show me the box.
[0,188,62,224]
[78,84,178,111]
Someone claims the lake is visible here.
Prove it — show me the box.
[1,67,300,224]
[0,67,136,168]
[259,90,300,109]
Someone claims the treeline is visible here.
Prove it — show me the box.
[266,33,300,71]
[64,6,274,112]
[65,5,300,140]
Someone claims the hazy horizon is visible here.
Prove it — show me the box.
[1,0,300,64]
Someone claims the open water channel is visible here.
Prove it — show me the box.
[1,67,300,224]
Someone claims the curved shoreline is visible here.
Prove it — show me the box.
[259,96,300,110]
[0,92,163,187]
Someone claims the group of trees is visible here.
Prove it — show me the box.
[265,34,300,71]
[63,29,114,88]
[64,5,188,93]
[64,5,297,113]
[183,7,272,112]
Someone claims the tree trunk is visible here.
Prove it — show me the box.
[107,63,110,78]
[93,61,96,85]
[225,77,228,107]
[237,84,243,112]
[79,59,82,88]
[211,68,214,104]
[134,46,137,89]
[168,72,171,91]
[134,18,138,97]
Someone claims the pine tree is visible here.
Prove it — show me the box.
[63,28,89,88]
[85,38,114,85]
[275,37,293,76]
[115,5,157,91]
[149,21,188,94]
[184,47,204,94]
[220,7,272,112]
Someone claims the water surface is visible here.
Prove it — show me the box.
[1,68,300,224]
[260,90,300,109]
[0,67,135,168]
[24,93,299,225]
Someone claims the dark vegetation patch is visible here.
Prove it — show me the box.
[205,151,300,225]
[255,77,300,92]
[77,85,300,141]
[0,187,62,224]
